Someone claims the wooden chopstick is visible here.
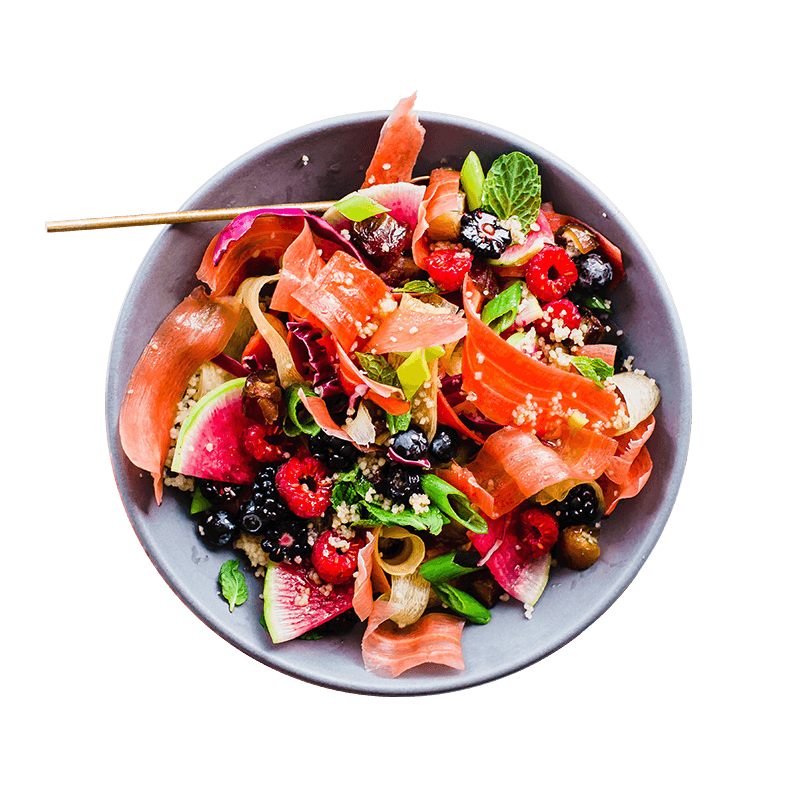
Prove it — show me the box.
[44,201,335,233]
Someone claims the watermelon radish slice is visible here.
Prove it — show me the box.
[263,561,354,643]
[171,377,258,484]
[468,513,551,606]
[489,211,555,268]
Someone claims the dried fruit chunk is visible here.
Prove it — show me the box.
[558,525,600,570]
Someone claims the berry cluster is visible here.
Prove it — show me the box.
[516,484,604,571]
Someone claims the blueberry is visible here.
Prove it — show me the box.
[391,427,429,462]
[573,252,614,295]
[429,426,460,463]
[237,499,267,535]
[309,431,359,472]
[384,463,422,502]
[459,209,512,259]
[198,509,238,547]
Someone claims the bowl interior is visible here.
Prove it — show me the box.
[106,112,691,696]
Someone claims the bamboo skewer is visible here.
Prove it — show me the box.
[45,201,335,233]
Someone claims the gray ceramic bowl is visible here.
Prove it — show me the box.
[106,111,691,696]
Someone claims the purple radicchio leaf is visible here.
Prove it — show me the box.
[387,446,431,470]
[285,320,345,407]
[459,411,503,436]
[211,353,251,378]
[440,374,467,407]
[212,207,366,267]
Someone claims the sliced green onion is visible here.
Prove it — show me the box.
[420,475,488,534]
[481,281,523,333]
[395,280,440,294]
[283,384,321,437]
[460,151,485,212]
[431,582,491,625]
[333,192,389,222]
[506,330,527,349]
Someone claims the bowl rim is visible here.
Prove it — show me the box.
[106,109,692,696]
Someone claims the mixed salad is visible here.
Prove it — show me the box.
[119,94,660,678]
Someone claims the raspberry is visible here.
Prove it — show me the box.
[423,248,473,292]
[311,530,366,585]
[534,299,583,341]
[241,423,286,463]
[276,456,332,518]
[525,244,578,301]
[519,508,559,560]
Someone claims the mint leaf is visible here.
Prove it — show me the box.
[571,356,614,387]
[219,559,248,612]
[386,410,412,434]
[481,152,542,230]
[283,384,321,437]
[355,352,400,387]
[331,468,447,535]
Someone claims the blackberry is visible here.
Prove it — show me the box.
[250,465,290,525]
[196,479,244,505]
[308,431,359,473]
[552,485,602,526]
[384,463,422,503]
[252,464,281,493]
[573,252,614,295]
[429,426,460,463]
[459,209,512,259]
[390,427,429,462]
[197,509,237,547]
[260,514,312,563]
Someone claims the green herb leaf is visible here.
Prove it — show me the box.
[219,560,248,612]
[386,410,412,434]
[395,279,441,295]
[357,502,448,536]
[419,551,484,584]
[480,152,542,230]
[333,192,389,222]
[480,281,523,333]
[431,582,491,625]
[283,384,321,437]
[190,488,212,515]
[571,356,614,387]
[300,631,324,640]
[572,293,611,313]
[331,468,447,535]
[355,352,400,388]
